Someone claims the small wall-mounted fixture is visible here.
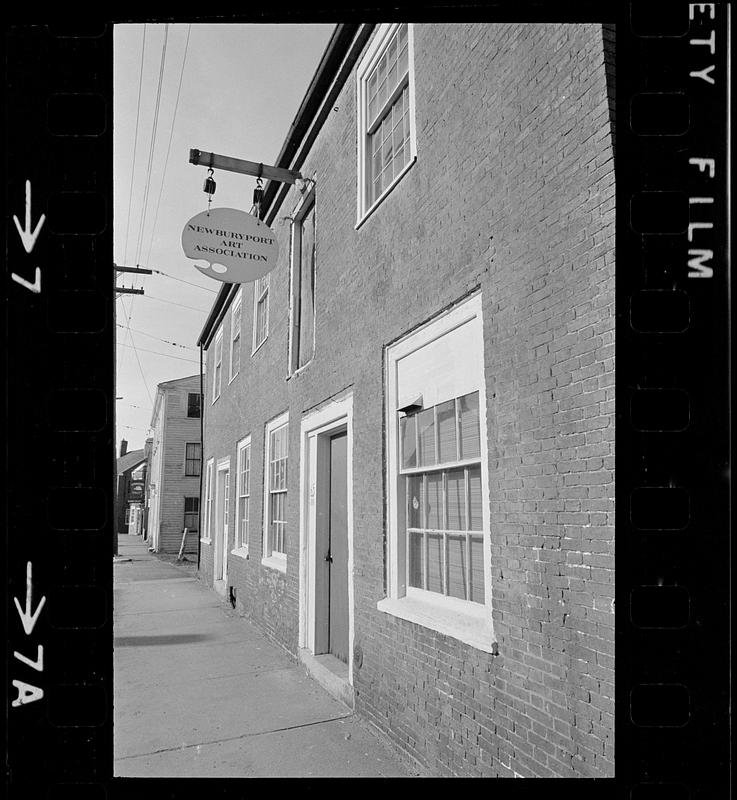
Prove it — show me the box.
[398,395,423,416]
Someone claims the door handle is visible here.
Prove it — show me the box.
[325,553,333,563]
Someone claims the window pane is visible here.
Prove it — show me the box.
[425,471,442,529]
[407,474,422,528]
[446,468,466,530]
[408,531,423,589]
[447,535,467,600]
[417,408,435,466]
[459,391,481,459]
[400,414,417,469]
[469,535,485,603]
[468,465,483,530]
[426,534,443,594]
[437,400,457,463]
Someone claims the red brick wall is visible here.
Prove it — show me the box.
[200,22,614,777]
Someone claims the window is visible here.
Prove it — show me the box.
[124,507,131,525]
[202,458,214,541]
[253,274,270,352]
[131,465,145,481]
[235,437,251,551]
[184,496,199,532]
[212,329,223,401]
[187,392,201,418]
[380,294,495,652]
[356,23,416,224]
[185,442,201,476]
[289,192,316,373]
[230,290,242,381]
[402,392,484,603]
[263,412,288,570]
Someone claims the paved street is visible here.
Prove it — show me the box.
[113,534,416,777]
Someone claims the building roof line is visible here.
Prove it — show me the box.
[197,23,368,349]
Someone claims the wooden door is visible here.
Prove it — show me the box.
[328,432,348,662]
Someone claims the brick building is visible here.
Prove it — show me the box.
[196,23,615,777]
[146,374,203,554]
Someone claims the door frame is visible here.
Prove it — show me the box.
[214,456,231,588]
[299,392,354,683]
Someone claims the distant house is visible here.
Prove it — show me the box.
[146,375,203,554]
[115,440,146,536]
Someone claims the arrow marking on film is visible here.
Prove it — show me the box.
[14,561,46,636]
[11,267,41,294]
[13,180,46,253]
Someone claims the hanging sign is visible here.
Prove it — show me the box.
[181,207,278,283]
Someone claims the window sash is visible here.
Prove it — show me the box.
[366,23,409,132]
[237,443,251,548]
[185,443,201,476]
[187,392,201,418]
[213,334,223,398]
[254,275,270,350]
[267,422,288,555]
[231,301,242,378]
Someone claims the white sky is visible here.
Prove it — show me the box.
[114,22,335,452]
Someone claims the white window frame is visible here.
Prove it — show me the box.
[229,288,243,383]
[201,457,214,543]
[212,327,223,403]
[252,273,270,354]
[355,22,417,228]
[232,434,251,559]
[379,293,496,653]
[262,410,289,573]
[288,186,317,375]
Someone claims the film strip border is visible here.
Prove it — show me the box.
[5,24,114,798]
[3,9,732,798]
[620,3,730,798]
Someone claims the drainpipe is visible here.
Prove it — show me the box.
[198,343,204,571]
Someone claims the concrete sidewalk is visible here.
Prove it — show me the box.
[114,534,417,778]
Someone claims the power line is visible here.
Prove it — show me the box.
[123,24,147,266]
[134,23,169,267]
[115,322,197,351]
[151,268,217,293]
[117,302,154,406]
[117,341,199,364]
[144,24,192,266]
[144,293,211,313]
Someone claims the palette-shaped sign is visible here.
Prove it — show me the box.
[181,207,278,283]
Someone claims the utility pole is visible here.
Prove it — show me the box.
[113,263,152,558]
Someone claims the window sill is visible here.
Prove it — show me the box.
[200,537,211,544]
[230,546,249,560]
[355,155,417,231]
[377,590,496,654]
[228,371,239,385]
[261,553,286,573]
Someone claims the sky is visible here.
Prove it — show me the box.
[114,22,335,453]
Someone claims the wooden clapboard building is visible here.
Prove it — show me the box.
[146,374,203,555]
[197,23,615,777]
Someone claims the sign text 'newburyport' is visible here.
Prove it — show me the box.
[182,207,278,283]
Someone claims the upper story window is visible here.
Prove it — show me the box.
[184,496,199,532]
[212,328,223,402]
[185,442,202,476]
[289,189,316,373]
[230,289,242,381]
[356,23,416,225]
[187,392,201,418]
[252,274,270,353]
